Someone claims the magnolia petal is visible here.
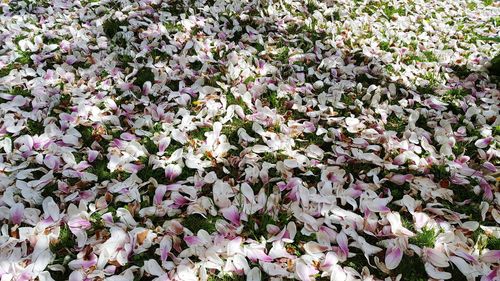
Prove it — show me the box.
[481,250,500,263]
[296,260,318,281]
[222,206,241,225]
[247,267,261,281]
[336,231,349,256]
[385,246,403,270]
[10,202,24,225]
[425,262,451,280]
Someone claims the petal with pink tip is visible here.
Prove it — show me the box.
[222,206,241,225]
[385,246,403,270]
[10,203,24,225]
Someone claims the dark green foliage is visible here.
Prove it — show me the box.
[453,139,477,157]
[451,65,472,79]
[343,254,367,272]
[478,36,500,43]
[134,67,155,87]
[103,18,123,39]
[379,41,391,51]
[130,247,157,267]
[191,61,203,71]
[182,214,218,234]
[137,165,165,183]
[383,5,405,18]
[90,212,104,229]
[164,22,182,32]
[221,117,253,147]
[86,158,128,181]
[166,80,180,91]
[244,211,293,240]
[165,141,184,156]
[409,228,438,248]
[59,93,71,109]
[429,164,450,181]
[385,114,406,135]
[10,86,30,97]
[225,92,251,114]
[385,181,410,201]
[487,237,500,250]
[78,125,94,146]
[253,43,265,53]
[176,167,197,181]
[264,91,286,113]
[190,127,212,140]
[416,84,435,96]
[26,119,44,135]
[441,88,469,103]
[494,125,500,137]
[0,64,14,78]
[394,254,427,280]
[117,53,134,65]
[41,183,58,198]
[16,50,33,65]
[467,2,477,10]
[438,183,485,222]
[489,53,500,76]
[274,47,290,63]
[261,151,287,163]
[355,73,379,87]
[50,224,76,254]
[422,50,438,62]
[141,136,158,154]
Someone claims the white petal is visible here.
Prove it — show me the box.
[425,262,451,280]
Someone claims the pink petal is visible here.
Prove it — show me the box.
[385,246,403,270]
[184,235,202,246]
[336,231,349,257]
[482,162,497,173]
[154,185,167,205]
[87,150,99,163]
[475,137,493,148]
[68,218,91,233]
[368,197,391,212]
[424,248,449,268]
[481,250,500,263]
[120,132,138,141]
[122,163,144,173]
[165,164,182,181]
[10,203,24,225]
[296,261,318,281]
[321,252,339,270]
[389,174,413,185]
[481,267,499,281]
[245,247,272,262]
[222,206,241,226]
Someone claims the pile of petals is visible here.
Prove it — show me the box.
[0,0,499,280]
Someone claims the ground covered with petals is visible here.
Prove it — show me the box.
[0,0,499,280]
